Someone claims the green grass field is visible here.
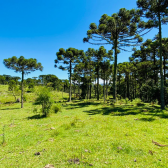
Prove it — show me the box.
[0,85,168,167]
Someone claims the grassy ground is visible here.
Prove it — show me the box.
[0,86,168,167]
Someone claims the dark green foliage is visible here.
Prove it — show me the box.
[0,76,6,84]
[0,75,21,85]
[140,79,160,102]
[38,74,62,91]
[28,83,35,92]
[80,76,88,99]
[26,77,39,87]
[3,56,43,73]
[137,0,168,26]
[137,0,168,109]
[28,83,35,89]
[129,37,168,105]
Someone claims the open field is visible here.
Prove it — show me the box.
[0,86,168,167]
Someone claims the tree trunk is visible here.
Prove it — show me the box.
[89,80,92,99]
[106,77,108,98]
[153,49,157,85]
[163,54,166,86]
[78,80,80,99]
[74,82,75,98]
[87,78,89,99]
[95,78,97,98]
[21,71,24,108]
[130,74,132,101]
[125,76,127,99]
[135,75,137,99]
[133,77,135,99]
[97,65,99,100]
[89,70,92,99]
[118,73,121,98]
[69,60,72,102]
[113,39,118,101]
[158,11,165,109]
[103,72,105,102]
[127,74,129,99]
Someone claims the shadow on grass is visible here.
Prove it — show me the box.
[4,101,15,104]
[139,117,155,122]
[0,107,20,110]
[155,113,168,119]
[83,105,166,121]
[27,114,46,120]
[65,101,100,109]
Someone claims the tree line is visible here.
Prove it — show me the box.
[2,0,168,109]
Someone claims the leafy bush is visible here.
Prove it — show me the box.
[8,80,20,101]
[28,83,35,92]
[32,106,39,114]
[125,98,129,104]
[33,87,53,117]
[132,98,145,106]
[151,99,158,106]
[52,104,62,113]
[119,99,125,105]
[136,102,145,106]
[23,94,27,102]
[154,99,158,105]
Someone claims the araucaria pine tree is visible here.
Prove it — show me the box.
[3,56,43,108]
[83,8,150,101]
[55,48,84,102]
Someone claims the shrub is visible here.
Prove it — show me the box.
[154,99,158,105]
[132,98,145,106]
[23,94,27,102]
[52,104,62,113]
[151,99,159,106]
[8,80,20,101]
[32,106,39,114]
[125,98,129,104]
[33,87,53,117]
[136,102,145,106]
[119,99,125,105]
[27,83,35,92]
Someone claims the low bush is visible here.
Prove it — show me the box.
[33,87,53,117]
[132,98,145,106]
[125,98,129,104]
[23,94,27,102]
[52,103,62,113]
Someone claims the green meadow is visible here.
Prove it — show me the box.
[0,85,168,168]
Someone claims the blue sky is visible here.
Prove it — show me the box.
[0,0,167,80]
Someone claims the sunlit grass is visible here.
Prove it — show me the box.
[0,85,168,167]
